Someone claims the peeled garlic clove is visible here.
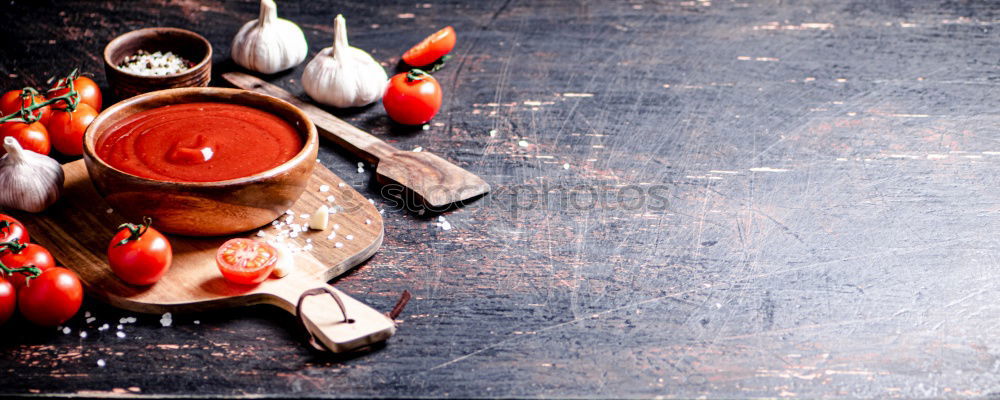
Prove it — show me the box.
[308,205,329,230]
[0,137,63,213]
[231,0,309,74]
[302,14,388,108]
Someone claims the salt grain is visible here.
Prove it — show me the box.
[117,324,123,330]
[365,219,371,225]
[62,327,71,334]
[86,317,96,323]
[563,163,570,170]
[289,231,299,238]
[116,331,126,338]
[412,146,423,152]
[489,129,497,137]
[335,242,344,248]
[338,182,345,188]
[422,124,430,131]
[256,231,266,237]
[85,312,92,318]
[97,359,106,367]
[80,331,88,338]
[346,234,354,240]
[333,224,340,230]
[518,140,529,147]
[319,185,330,192]
[327,232,337,239]
[106,208,114,214]
[285,209,294,215]
[194,320,200,325]
[300,214,310,220]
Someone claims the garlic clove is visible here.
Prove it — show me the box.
[302,14,388,108]
[231,0,309,74]
[0,137,64,213]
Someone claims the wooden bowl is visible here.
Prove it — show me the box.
[82,87,318,237]
[103,27,212,100]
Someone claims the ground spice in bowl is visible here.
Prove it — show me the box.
[117,50,192,76]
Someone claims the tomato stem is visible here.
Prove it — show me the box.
[426,54,452,74]
[116,217,153,247]
[0,259,41,285]
[406,69,431,82]
[0,239,27,254]
[0,69,81,123]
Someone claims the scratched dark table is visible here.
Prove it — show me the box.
[1,0,998,397]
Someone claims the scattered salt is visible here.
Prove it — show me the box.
[346,234,354,240]
[327,232,337,240]
[319,185,330,192]
[99,324,109,331]
[412,147,423,152]
[422,124,430,131]
[126,317,136,323]
[300,214,310,220]
[333,224,340,230]
[194,320,200,325]
[256,231,266,237]
[117,324,123,330]
[563,163,570,170]
[85,312,91,318]
[326,195,335,202]
[489,129,497,137]
[116,331,126,338]
[97,359,106,367]
[80,331,88,338]
[106,208,114,214]
[335,242,344,248]
[289,231,299,238]
[285,209,294,215]
[518,140,529,147]
[62,327,71,335]
[338,182,345,188]
[365,219,371,225]
[86,317,96,323]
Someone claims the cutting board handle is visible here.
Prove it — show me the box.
[269,281,396,353]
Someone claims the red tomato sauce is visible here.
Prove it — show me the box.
[97,102,303,182]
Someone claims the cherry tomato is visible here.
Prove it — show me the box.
[216,238,278,285]
[0,90,51,125]
[0,121,50,155]
[402,26,456,67]
[383,70,443,125]
[0,277,14,325]
[47,103,97,156]
[48,75,102,112]
[18,267,83,326]
[1,242,55,290]
[108,219,172,286]
[0,214,29,244]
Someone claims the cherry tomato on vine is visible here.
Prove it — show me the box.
[18,267,82,327]
[108,218,172,286]
[0,214,29,244]
[0,277,14,325]
[383,70,443,125]
[0,121,50,155]
[1,241,55,290]
[402,26,456,67]
[0,90,51,125]
[48,75,102,112]
[216,238,278,285]
[47,103,97,156]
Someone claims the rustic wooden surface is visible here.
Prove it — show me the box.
[1,0,998,397]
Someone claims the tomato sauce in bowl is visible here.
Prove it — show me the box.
[96,102,303,183]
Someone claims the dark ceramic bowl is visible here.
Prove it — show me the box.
[82,87,319,237]
[103,27,212,100]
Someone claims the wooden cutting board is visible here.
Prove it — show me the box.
[16,159,395,353]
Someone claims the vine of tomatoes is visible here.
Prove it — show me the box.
[0,69,102,157]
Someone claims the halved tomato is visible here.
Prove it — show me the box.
[402,26,456,67]
[216,239,278,285]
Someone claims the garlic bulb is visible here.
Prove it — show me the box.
[302,14,388,108]
[231,0,308,74]
[0,137,63,213]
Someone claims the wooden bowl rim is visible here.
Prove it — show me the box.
[103,27,213,80]
[83,87,318,188]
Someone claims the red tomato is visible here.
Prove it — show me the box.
[383,70,443,125]
[402,26,456,67]
[47,103,97,156]
[0,277,14,325]
[18,267,82,326]
[48,75,102,112]
[216,239,278,285]
[0,121,50,155]
[108,219,172,286]
[0,90,51,125]
[0,214,29,244]
[1,242,55,290]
